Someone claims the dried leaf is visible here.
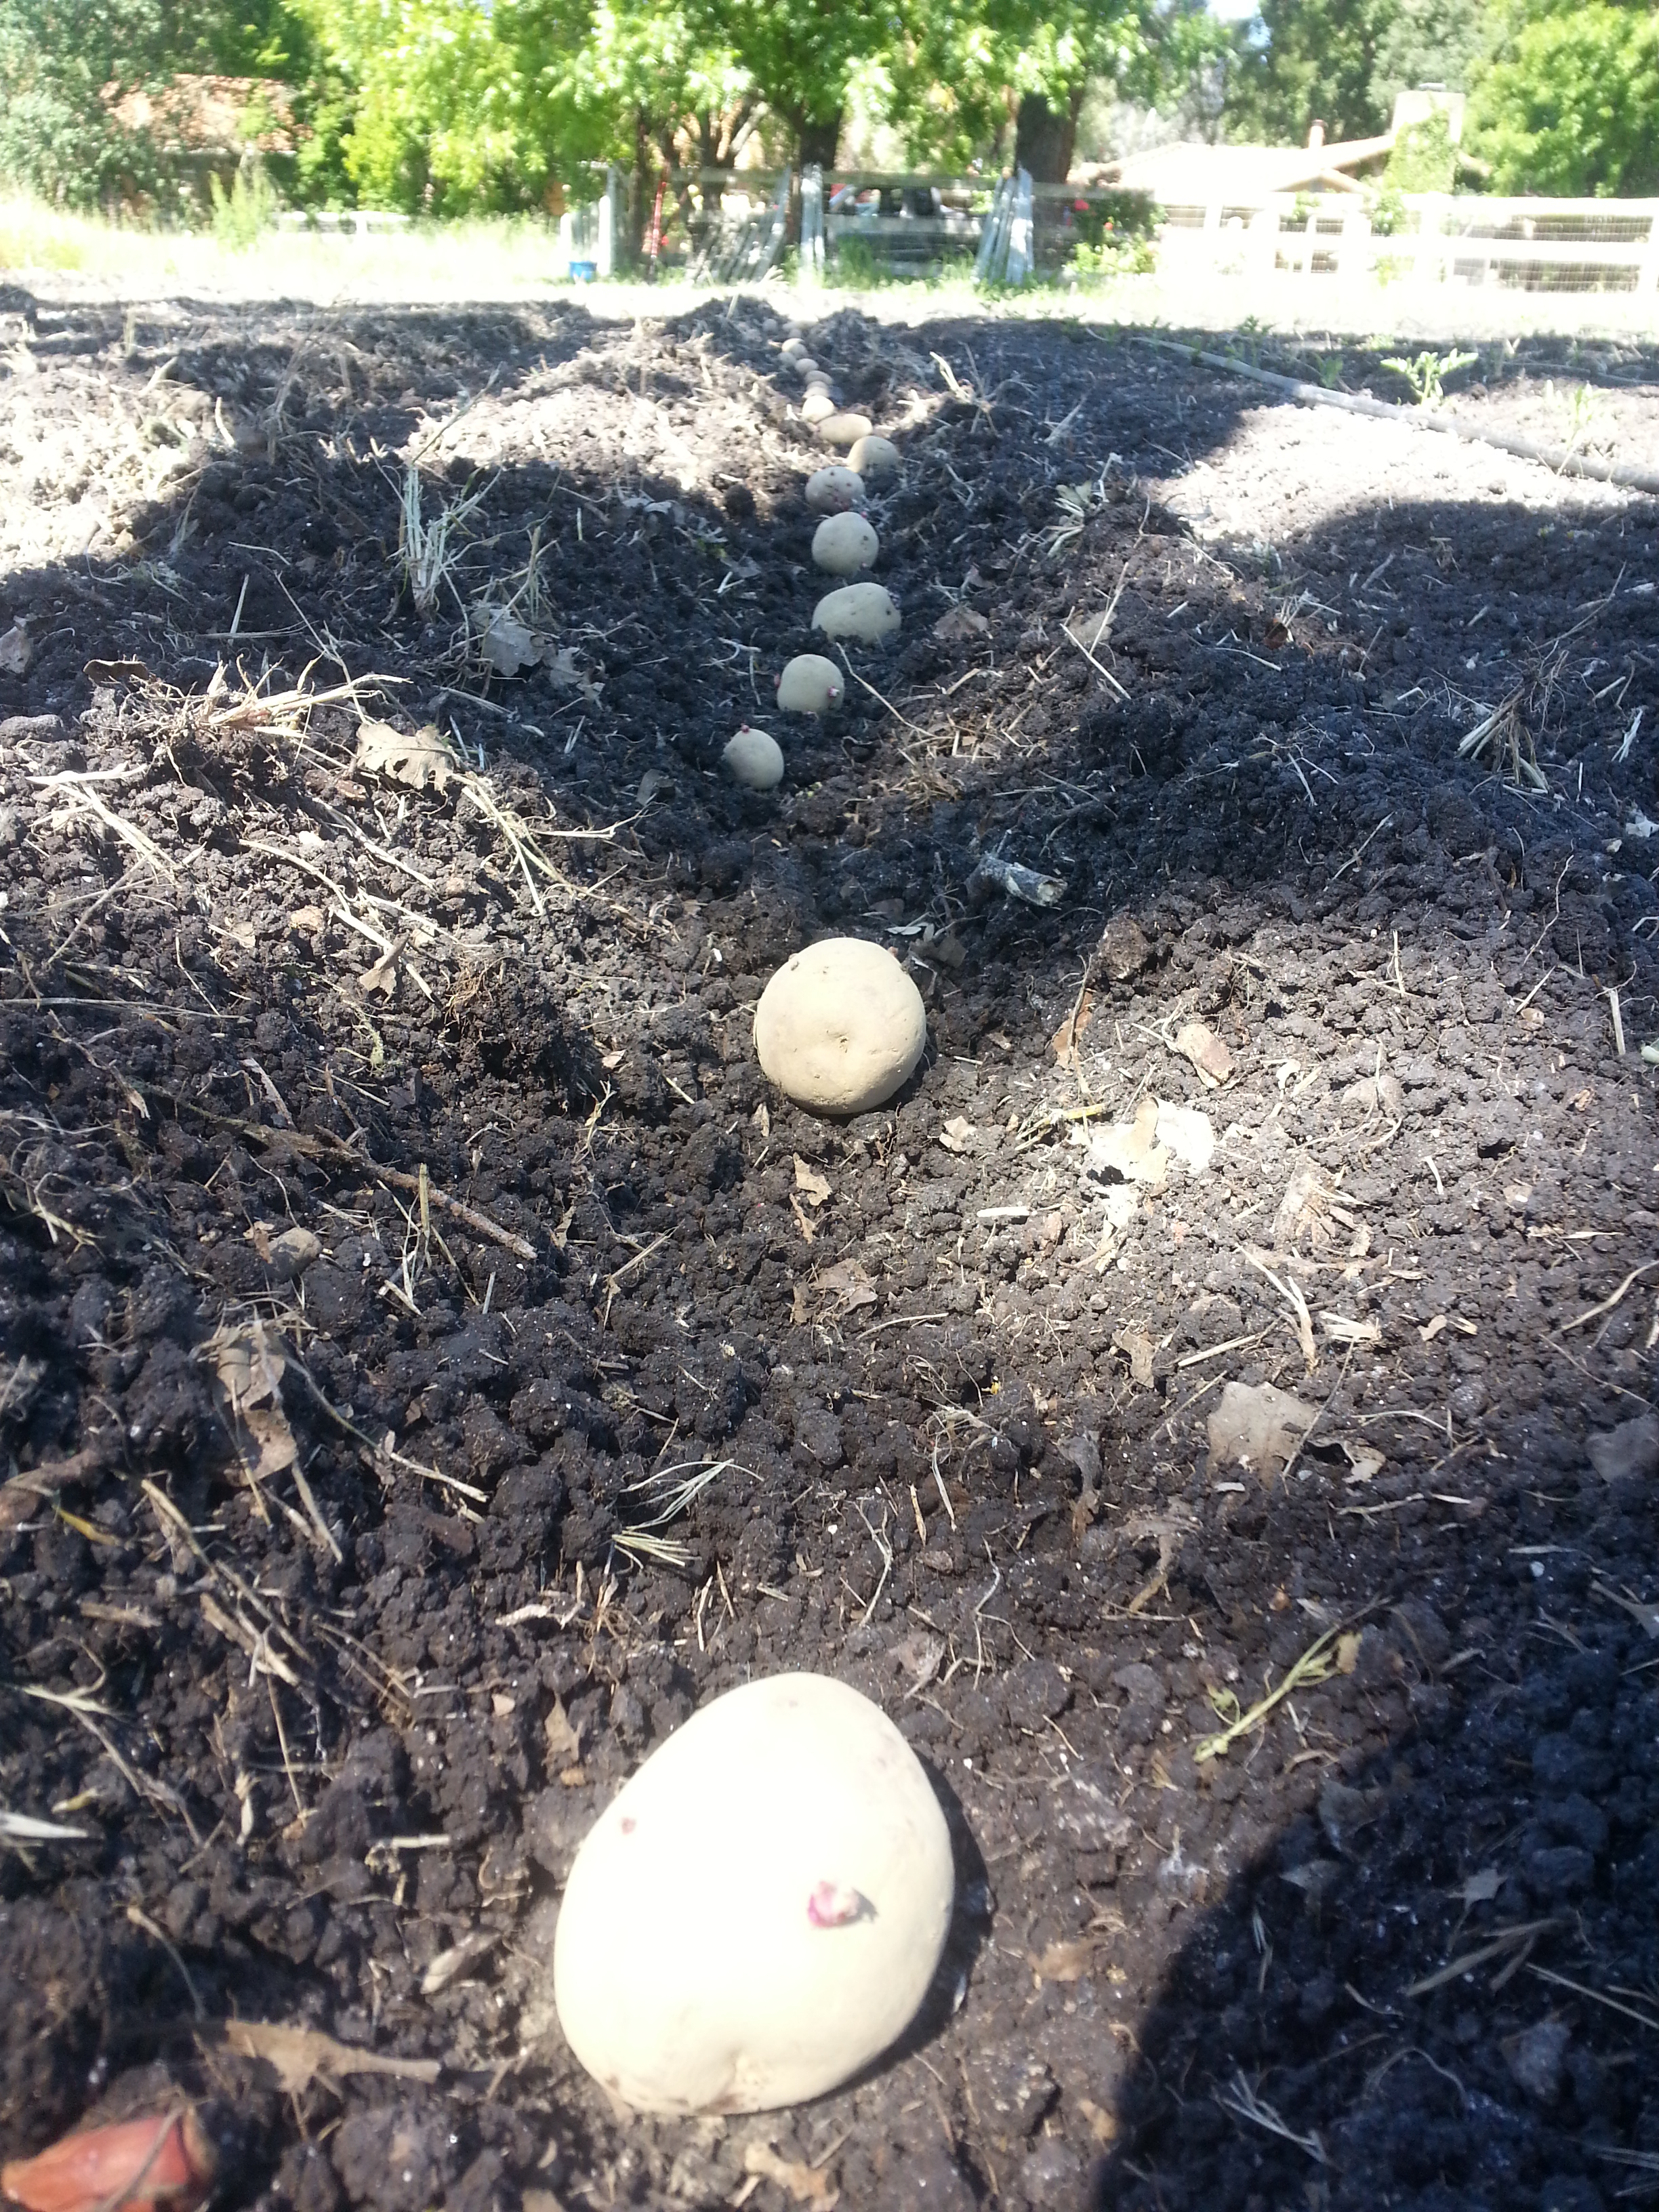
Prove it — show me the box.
[476,607,546,677]
[933,605,990,643]
[1050,987,1094,1067]
[816,1256,877,1313]
[211,1325,285,1413]
[544,1696,582,1769]
[741,2144,838,2209]
[1154,1101,1215,1174]
[1272,1162,1330,1251]
[359,943,401,999]
[1334,1630,1362,1675]
[544,646,600,703]
[1456,1867,1504,1906]
[224,2020,441,2096]
[1174,1020,1233,1088]
[1207,1379,1317,1474]
[1030,1938,1097,1984]
[1086,1095,1168,1191]
[243,1406,298,1480]
[419,1929,499,1996]
[793,1156,832,1207]
[0,621,32,676]
[938,1116,975,1155]
[355,718,455,794]
[1113,1327,1155,1388]
[1320,1311,1381,1347]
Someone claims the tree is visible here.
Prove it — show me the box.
[1467,0,1659,195]
[882,0,1157,180]
[0,0,171,205]
[1223,0,1396,145]
[290,0,596,211]
[680,0,893,168]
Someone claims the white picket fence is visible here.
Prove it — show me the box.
[1155,194,1659,295]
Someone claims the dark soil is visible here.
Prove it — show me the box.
[1,285,1658,2212]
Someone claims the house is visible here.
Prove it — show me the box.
[106,76,298,165]
[1094,89,1465,205]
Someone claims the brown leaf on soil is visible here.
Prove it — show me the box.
[1272,1162,1330,1250]
[932,605,990,643]
[476,606,548,677]
[544,1696,582,1769]
[1050,986,1094,1067]
[1113,1327,1155,1388]
[354,718,455,794]
[0,621,33,675]
[793,1156,832,1206]
[242,1406,298,1480]
[1206,1379,1317,1474]
[1174,1020,1233,1088]
[815,1256,878,1313]
[359,941,403,999]
[1086,1096,1168,1191]
[224,2021,442,2096]
[741,2143,838,2208]
[1030,1938,1098,1983]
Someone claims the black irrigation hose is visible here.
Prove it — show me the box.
[1122,331,1659,499]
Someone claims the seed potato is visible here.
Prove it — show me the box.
[848,434,901,478]
[816,410,874,448]
[800,389,837,424]
[551,1673,955,2112]
[722,725,785,789]
[754,936,928,1113]
[804,465,866,514]
[775,654,844,713]
[813,581,901,643]
[811,512,879,575]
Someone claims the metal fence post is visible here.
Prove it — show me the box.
[800,164,824,285]
[598,165,622,277]
[1005,168,1034,284]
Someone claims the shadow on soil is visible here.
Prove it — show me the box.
[1,283,1657,2212]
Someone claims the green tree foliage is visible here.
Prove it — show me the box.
[880,0,1161,179]
[290,0,597,211]
[0,0,326,208]
[1467,1,1659,196]
[0,0,167,204]
[682,0,897,168]
[1225,0,1394,144]
[1224,0,1484,147]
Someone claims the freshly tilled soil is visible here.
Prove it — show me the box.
[1,285,1657,2212]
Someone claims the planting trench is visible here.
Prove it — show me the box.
[0,288,1657,2212]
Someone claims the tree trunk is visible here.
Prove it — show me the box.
[627,107,653,268]
[1014,90,1077,183]
[797,112,842,171]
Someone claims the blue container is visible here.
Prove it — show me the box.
[569,259,598,283]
